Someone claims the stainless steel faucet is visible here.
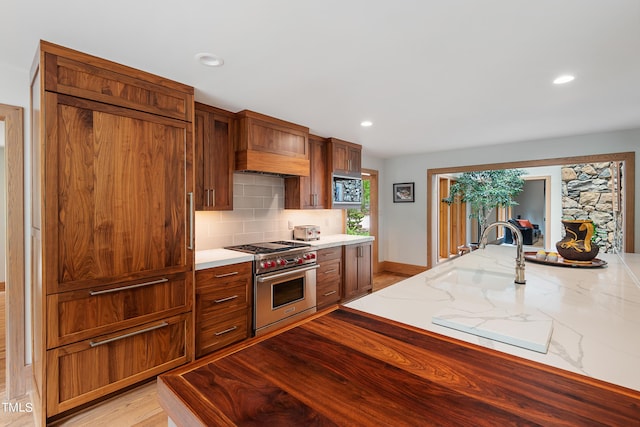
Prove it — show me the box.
[479,221,526,284]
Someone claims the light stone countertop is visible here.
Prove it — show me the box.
[297,234,374,249]
[346,244,640,392]
[195,234,374,270]
[195,249,254,270]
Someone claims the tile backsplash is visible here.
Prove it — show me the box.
[195,173,345,249]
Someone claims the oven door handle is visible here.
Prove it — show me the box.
[257,265,319,282]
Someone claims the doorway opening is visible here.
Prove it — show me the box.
[0,103,27,400]
[427,152,635,269]
[346,168,379,273]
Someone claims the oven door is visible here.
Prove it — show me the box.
[254,264,318,336]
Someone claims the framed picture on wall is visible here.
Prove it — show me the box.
[393,182,415,203]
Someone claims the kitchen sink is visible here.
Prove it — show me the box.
[427,266,517,291]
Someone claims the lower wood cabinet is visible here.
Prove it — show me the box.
[316,247,342,308]
[195,262,252,358]
[47,273,191,348]
[343,242,373,301]
[46,313,191,417]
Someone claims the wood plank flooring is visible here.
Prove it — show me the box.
[1,292,34,427]
[0,272,410,426]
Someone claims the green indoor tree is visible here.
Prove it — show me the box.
[442,169,525,238]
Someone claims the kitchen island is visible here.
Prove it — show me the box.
[159,245,640,425]
[347,244,640,392]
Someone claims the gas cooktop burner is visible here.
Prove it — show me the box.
[225,240,311,255]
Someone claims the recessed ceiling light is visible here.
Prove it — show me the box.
[553,74,575,85]
[360,120,373,127]
[195,53,224,67]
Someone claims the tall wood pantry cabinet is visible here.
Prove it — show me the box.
[30,41,195,424]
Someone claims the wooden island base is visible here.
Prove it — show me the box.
[158,307,640,426]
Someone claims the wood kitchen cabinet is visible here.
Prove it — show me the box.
[30,41,195,422]
[195,102,235,210]
[316,247,343,308]
[284,134,328,209]
[327,137,362,178]
[235,110,310,176]
[342,242,373,302]
[195,262,252,358]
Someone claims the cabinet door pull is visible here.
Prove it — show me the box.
[215,326,238,336]
[89,321,169,347]
[323,269,336,274]
[214,295,239,304]
[323,290,337,297]
[210,188,215,208]
[206,188,210,207]
[89,278,169,296]
[214,271,239,278]
[188,192,194,250]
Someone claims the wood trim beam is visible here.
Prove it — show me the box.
[0,103,28,398]
[427,152,636,269]
[362,169,379,274]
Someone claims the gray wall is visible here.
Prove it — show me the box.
[380,128,640,267]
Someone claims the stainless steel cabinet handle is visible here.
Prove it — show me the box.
[257,265,319,282]
[214,271,239,278]
[323,290,337,297]
[214,295,239,304]
[215,326,238,336]
[206,188,210,207]
[188,192,194,250]
[89,278,169,296]
[210,188,215,208]
[323,269,336,274]
[89,321,169,347]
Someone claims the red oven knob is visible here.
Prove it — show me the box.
[310,253,316,259]
[278,259,286,266]
[296,257,303,264]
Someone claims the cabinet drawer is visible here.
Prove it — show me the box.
[317,281,341,308]
[47,273,192,348]
[44,48,193,121]
[317,247,342,262]
[318,258,342,284]
[46,314,191,416]
[195,262,252,289]
[196,282,249,318]
[196,308,250,357]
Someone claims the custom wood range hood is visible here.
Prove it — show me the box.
[235,110,311,177]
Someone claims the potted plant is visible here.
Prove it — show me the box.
[442,169,525,238]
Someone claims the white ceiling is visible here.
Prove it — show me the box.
[3,0,640,158]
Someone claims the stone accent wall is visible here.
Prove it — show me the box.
[560,162,622,253]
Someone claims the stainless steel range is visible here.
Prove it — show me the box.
[225,241,318,336]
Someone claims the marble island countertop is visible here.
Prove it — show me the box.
[346,244,640,392]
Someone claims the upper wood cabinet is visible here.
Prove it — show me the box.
[235,110,310,176]
[284,134,328,209]
[41,41,192,121]
[327,137,362,178]
[195,103,235,211]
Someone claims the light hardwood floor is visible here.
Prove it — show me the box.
[1,271,411,426]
